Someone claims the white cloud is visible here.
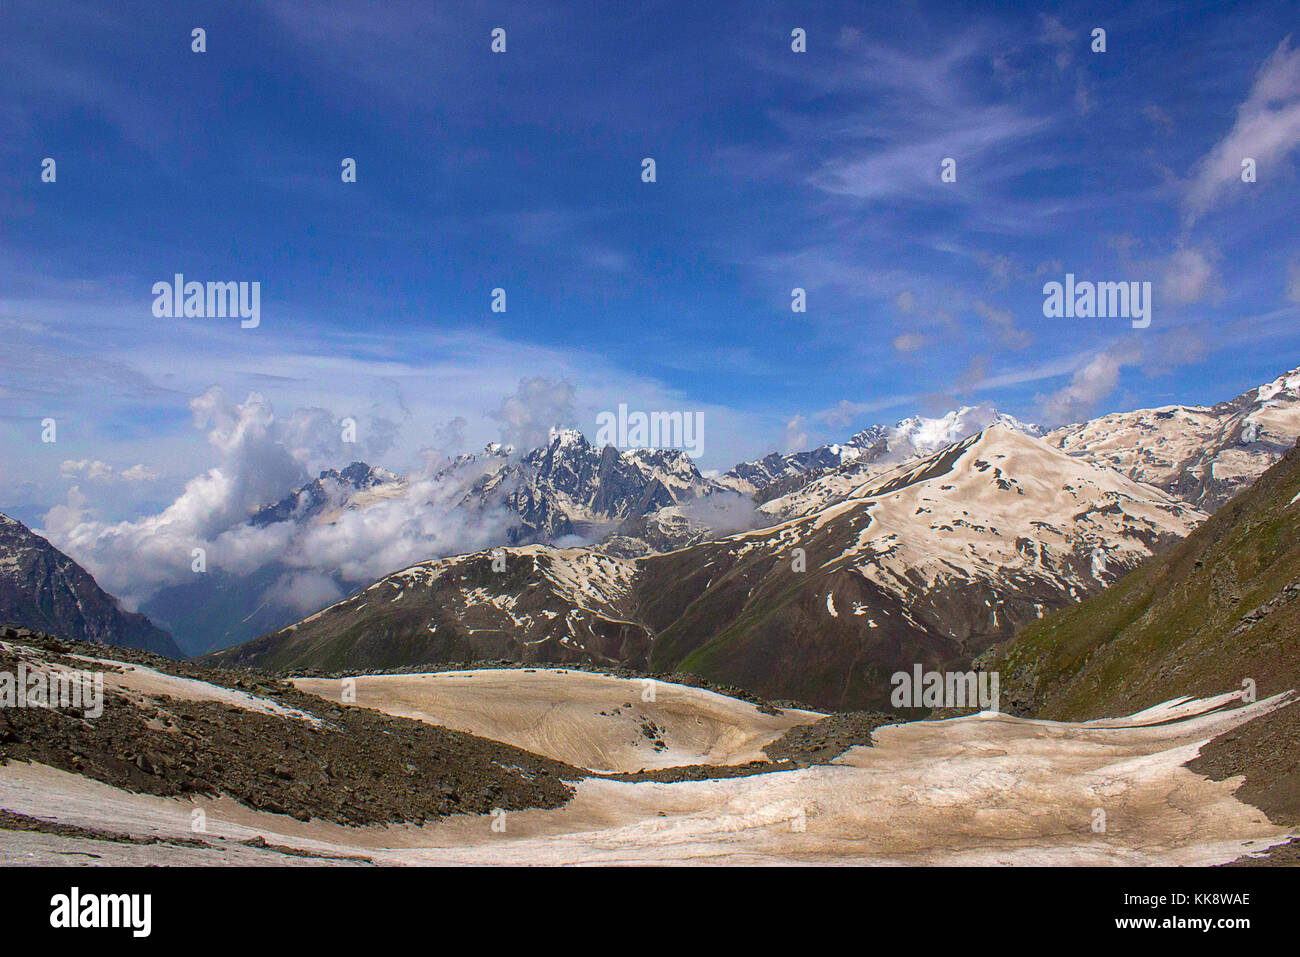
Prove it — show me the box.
[1160,245,1220,304]
[120,464,158,482]
[676,491,767,536]
[1034,352,1123,426]
[775,31,1052,208]
[892,332,929,353]
[263,571,345,617]
[818,401,865,430]
[60,460,114,482]
[39,388,517,608]
[814,394,918,430]
[810,104,1046,203]
[784,415,808,452]
[59,459,159,484]
[0,298,782,521]
[973,300,1033,350]
[492,377,576,453]
[1184,37,1300,221]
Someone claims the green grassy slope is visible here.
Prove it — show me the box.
[985,441,1300,720]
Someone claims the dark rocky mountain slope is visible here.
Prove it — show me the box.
[0,512,180,656]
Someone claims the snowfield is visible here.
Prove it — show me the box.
[2,666,1295,866]
[292,669,823,772]
[735,425,1203,598]
[1047,365,1300,511]
[3,642,320,724]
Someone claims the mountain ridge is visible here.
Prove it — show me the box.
[0,512,180,656]
[983,433,1300,721]
[205,425,1203,709]
[60,361,1300,658]
[1047,366,1300,511]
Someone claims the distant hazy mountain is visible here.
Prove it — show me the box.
[138,564,297,659]
[0,512,180,656]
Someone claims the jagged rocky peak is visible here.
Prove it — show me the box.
[328,461,400,489]
[525,428,595,469]
[621,447,708,494]
[249,461,401,527]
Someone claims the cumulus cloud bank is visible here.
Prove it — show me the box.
[492,377,576,453]
[41,388,516,612]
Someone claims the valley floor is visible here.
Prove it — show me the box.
[1,652,1295,866]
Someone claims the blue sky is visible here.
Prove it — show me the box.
[3,0,1300,524]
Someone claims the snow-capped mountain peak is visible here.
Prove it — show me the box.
[890,406,1041,457]
[1049,363,1300,511]
[741,406,1041,520]
[1253,365,1300,403]
[249,462,404,527]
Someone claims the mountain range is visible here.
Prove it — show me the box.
[138,433,728,654]
[207,425,1204,710]
[10,363,1300,671]
[1047,367,1300,511]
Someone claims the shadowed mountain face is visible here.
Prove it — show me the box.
[206,427,1202,710]
[205,547,652,676]
[0,513,180,657]
[138,565,298,659]
[985,437,1300,722]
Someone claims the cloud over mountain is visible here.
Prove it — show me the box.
[40,389,516,612]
